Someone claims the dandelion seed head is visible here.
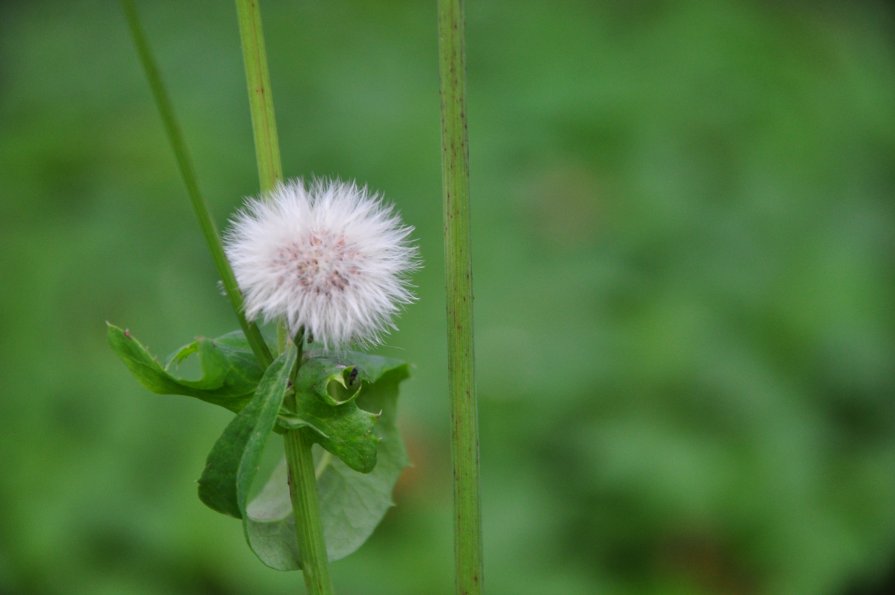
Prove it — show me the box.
[224,179,419,349]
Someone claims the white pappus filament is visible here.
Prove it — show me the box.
[224,178,420,349]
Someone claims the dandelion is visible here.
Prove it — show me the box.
[224,179,419,349]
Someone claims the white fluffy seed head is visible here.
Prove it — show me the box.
[224,179,420,349]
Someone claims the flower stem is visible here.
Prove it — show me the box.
[283,422,335,595]
[234,0,289,352]
[437,0,484,593]
[284,328,334,595]
[235,0,283,194]
[120,0,272,366]
[233,3,334,592]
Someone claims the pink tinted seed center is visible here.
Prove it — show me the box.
[277,231,362,296]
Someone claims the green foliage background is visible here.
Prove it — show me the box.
[2,1,894,594]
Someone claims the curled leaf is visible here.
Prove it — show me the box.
[295,358,362,406]
[107,323,265,412]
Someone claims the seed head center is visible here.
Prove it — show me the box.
[282,231,360,295]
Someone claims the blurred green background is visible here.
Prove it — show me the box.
[2,1,894,594]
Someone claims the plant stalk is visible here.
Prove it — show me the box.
[283,328,334,595]
[283,427,333,594]
[120,0,272,366]
[234,3,333,592]
[235,0,289,352]
[437,0,484,593]
[283,420,335,595]
[235,0,283,193]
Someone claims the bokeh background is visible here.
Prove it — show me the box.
[2,1,894,593]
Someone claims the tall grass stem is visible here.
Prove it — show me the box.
[437,0,484,593]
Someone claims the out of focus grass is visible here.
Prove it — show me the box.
[1,1,894,594]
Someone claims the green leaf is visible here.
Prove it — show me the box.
[245,353,410,569]
[278,353,380,473]
[278,405,378,474]
[294,358,362,406]
[106,323,265,413]
[197,345,296,519]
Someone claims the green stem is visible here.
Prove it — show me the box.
[234,0,288,351]
[233,4,333,592]
[235,0,283,194]
[283,427,333,595]
[120,0,272,366]
[284,329,334,595]
[437,0,484,593]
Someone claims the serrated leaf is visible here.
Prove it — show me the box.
[107,323,265,413]
[244,354,410,570]
[275,352,405,474]
[279,360,379,473]
[278,404,378,474]
[197,345,296,519]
